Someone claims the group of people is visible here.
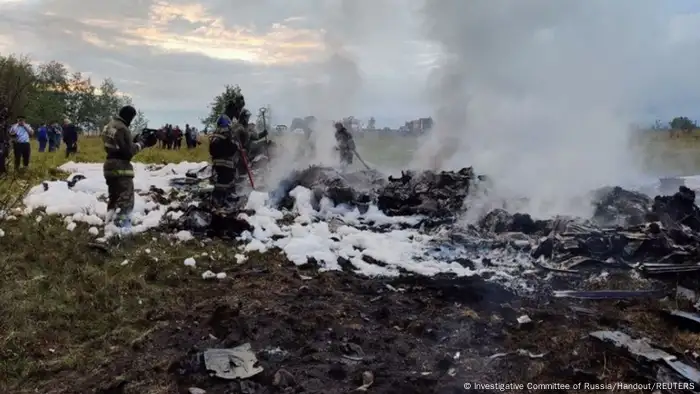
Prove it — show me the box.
[157,124,200,149]
[0,116,79,174]
[99,96,271,230]
[209,98,269,213]
[99,94,357,233]
[36,120,79,156]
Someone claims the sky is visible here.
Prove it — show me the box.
[0,0,699,129]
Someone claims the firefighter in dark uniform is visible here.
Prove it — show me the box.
[334,121,355,167]
[209,102,246,212]
[236,109,269,160]
[101,105,157,228]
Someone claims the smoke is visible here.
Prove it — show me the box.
[413,0,667,218]
[265,0,365,187]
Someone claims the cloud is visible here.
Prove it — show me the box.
[0,0,697,139]
[0,0,429,127]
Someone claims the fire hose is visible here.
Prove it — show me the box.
[239,147,255,189]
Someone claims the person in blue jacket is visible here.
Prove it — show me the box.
[37,122,48,152]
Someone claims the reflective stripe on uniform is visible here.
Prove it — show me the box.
[213,183,236,190]
[212,159,236,168]
[104,169,135,177]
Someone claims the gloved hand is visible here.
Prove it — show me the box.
[133,134,143,144]
[258,129,268,139]
[143,132,158,147]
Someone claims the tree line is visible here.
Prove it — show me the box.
[0,53,147,134]
[649,116,698,132]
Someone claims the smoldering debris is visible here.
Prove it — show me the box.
[156,163,700,294]
[36,162,700,392]
[62,161,700,290]
[165,164,485,236]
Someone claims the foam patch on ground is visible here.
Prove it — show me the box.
[21,161,536,289]
[24,161,207,237]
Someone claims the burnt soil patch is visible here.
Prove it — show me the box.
[1,216,697,394]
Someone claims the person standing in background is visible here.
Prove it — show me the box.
[47,122,57,152]
[62,118,78,158]
[50,122,62,152]
[9,115,33,171]
[37,122,48,152]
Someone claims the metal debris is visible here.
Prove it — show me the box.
[553,289,666,300]
[355,371,374,392]
[590,331,700,385]
[203,343,263,380]
[677,286,698,303]
[488,348,547,362]
[665,310,700,332]
[640,263,700,275]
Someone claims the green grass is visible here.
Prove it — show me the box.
[0,137,212,197]
[0,214,252,393]
[635,132,700,175]
[0,136,218,393]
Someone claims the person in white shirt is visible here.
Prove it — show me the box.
[9,115,33,170]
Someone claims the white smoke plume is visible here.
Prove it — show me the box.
[412,0,670,219]
[265,0,365,187]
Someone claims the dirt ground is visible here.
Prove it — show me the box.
[1,214,698,394]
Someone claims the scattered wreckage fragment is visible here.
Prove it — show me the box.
[553,289,666,300]
[526,185,700,283]
[165,165,485,235]
[590,331,700,387]
[202,343,263,380]
[663,310,700,332]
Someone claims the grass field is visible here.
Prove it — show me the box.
[0,138,220,393]
[1,132,699,392]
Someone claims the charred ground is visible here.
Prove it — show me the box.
[1,212,698,394]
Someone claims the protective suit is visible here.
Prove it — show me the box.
[101,105,157,229]
[209,114,244,211]
[334,122,355,167]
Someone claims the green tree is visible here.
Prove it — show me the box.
[0,54,36,124]
[669,116,696,133]
[203,84,244,127]
[62,72,97,130]
[87,78,125,131]
[24,61,69,125]
[0,53,131,133]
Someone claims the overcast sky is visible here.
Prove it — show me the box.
[0,0,699,128]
